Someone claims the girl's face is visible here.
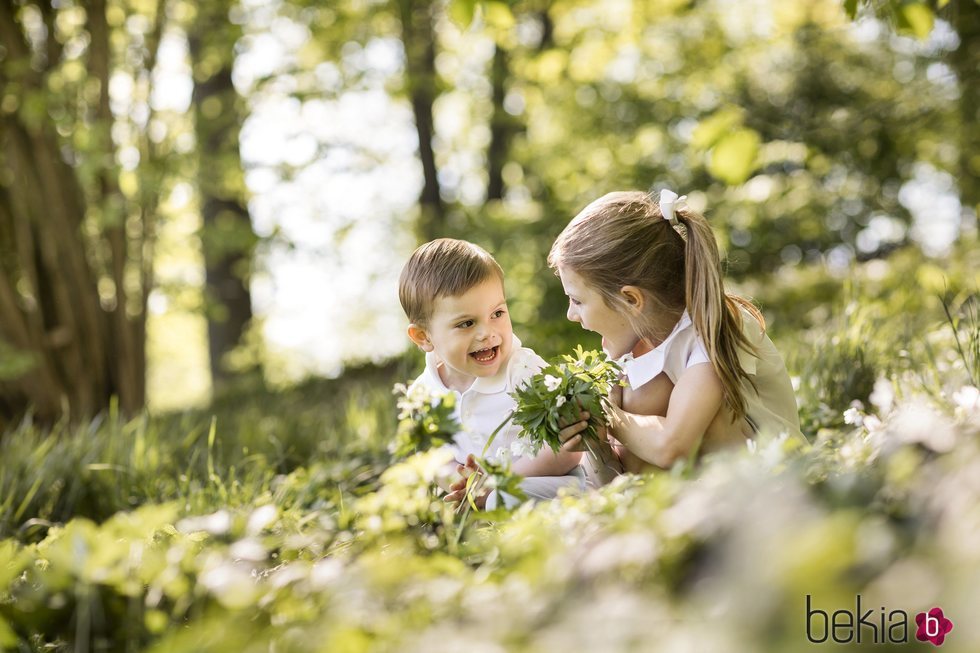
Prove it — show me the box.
[557,266,639,359]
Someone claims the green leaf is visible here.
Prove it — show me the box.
[898,3,934,39]
[0,616,17,647]
[708,128,761,185]
[449,0,478,28]
[843,0,858,19]
[692,107,744,149]
[485,2,515,30]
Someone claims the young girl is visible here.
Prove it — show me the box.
[549,190,804,482]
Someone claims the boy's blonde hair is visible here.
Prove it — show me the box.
[548,191,763,423]
[399,238,504,326]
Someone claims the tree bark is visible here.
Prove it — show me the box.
[188,3,256,391]
[486,43,510,202]
[946,0,980,225]
[90,0,145,414]
[398,0,445,242]
[0,1,167,424]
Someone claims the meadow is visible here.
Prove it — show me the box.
[1,242,978,653]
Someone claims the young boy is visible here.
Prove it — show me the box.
[398,238,584,508]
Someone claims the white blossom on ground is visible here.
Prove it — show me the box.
[843,406,863,426]
[870,378,895,413]
[952,385,979,415]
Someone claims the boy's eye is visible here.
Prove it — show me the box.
[456,320,474,329]
[492,309,506,318]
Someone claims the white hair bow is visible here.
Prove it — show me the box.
[659,189,687,226]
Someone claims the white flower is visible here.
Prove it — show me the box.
[395,383,452,419]
[952,385,979,413]
[229,538,267,562]
[893,402,955,453]
[510,438,539,459]
[843,407,864,426]
[759,433,789,467]
[869,378,895,414]
[543,374,562,392]
[246,504,278,535]
[176,509,232,535]
[556,395,567,407]
[862,415,883,432]
[489,446,511,464]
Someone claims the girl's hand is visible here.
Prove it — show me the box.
[558,410,590,453]
[609,381,623,408]
[559,409,624,485]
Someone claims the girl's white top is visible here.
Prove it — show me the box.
[615,308,804,441]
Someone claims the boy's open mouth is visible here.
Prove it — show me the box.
[469,345,499,364]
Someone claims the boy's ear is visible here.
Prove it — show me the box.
[407,324,434,352]
[620,285,645,312]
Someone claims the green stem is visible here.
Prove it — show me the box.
[483,409,515,456]
[582,434,623,487]
[452,473,487,548]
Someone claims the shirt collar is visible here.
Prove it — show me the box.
[423,334,521,395]
[616,312,692,390]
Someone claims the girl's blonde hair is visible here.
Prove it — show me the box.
[548,191,763,422]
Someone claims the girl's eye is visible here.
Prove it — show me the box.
[570,298,582,306]
[456,320,474,329]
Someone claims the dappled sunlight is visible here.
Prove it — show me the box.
[1,0,977,649]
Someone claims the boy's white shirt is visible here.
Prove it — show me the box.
[615,308,804,442]
[409,334,546,464]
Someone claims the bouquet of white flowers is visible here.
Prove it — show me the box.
[391,382,527,514]
[491,347,623,464]
[390,383,461,458]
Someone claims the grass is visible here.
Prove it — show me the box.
[0,361,406,542]
[0,253,978,652]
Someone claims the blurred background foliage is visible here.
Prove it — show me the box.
[0,1,979,650]
[0,0,976,422]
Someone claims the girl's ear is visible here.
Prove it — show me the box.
[408,324,434,352]
[620,285,645,312]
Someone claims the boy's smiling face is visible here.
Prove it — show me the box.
[409,277,513,392]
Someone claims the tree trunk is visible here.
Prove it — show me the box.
[0,4,109,423]
[90,0,145,414]
[946,0,980,225]
[398,0,445,242]
[486,43,510,202]
[0,1,167,425]
[188,3,256,392]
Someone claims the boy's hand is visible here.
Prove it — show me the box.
[559,381,624,453]
[558,410,590,453]
[443,455,489,508]
[558,409,623,484]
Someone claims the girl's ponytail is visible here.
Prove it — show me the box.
[549,189,763,423]
[677,211,762,423]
